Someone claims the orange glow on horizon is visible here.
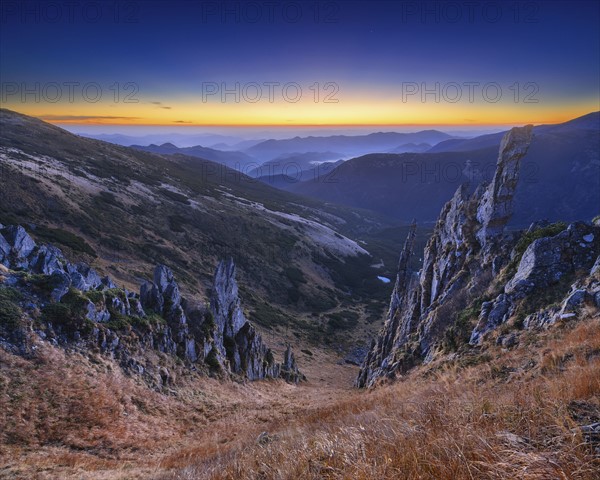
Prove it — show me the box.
[4,96,598,128]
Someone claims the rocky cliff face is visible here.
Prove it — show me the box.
[208,258,303,382]
[0,224,302,386]
[358,126,600,388]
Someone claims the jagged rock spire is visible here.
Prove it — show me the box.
[388,220,417,320]
[209,258,304,382]
[476,125,534,245]
[357,125,536,387]
[211,258,246,340]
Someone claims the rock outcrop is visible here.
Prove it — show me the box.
[357,221,419,387]
[0,225,302,385]
[0,225,109,299]
[209,258,288,380]
[476,125,534,244]
[280,344,305,384]
[357,125,600,387]
[359,124,600,387]
[470,222,599,342]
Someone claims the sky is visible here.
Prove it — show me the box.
[0,0,599,129]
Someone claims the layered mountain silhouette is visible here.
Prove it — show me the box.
[283,112,599,225]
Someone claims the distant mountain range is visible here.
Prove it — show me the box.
[244,130,456,161]
[80,132,265,150]
[283,112,600,225]
[129,132,455,174]
[130,142,258,170]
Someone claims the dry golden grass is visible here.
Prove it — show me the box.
[1,317,599,480]
[160,317,600,480]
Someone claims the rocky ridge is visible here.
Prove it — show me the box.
[0,224,303,386]
[358,126,600,388]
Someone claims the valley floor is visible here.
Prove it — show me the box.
[1,315,599,480]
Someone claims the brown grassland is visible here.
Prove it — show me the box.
[1,312,599,480]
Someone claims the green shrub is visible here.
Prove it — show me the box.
[284,266,306,286]
[34,225,96,256]
[106,312,132,331]
[41,303,93,335]
[0,289,22,330]
[326,310,360,331]
[0,287,22,302]
[205,346,221,370]
[85,290,104,304]
[513,222,567,263]
[250,302,290,329]
[443,300,483,352]
[24,273,61,295]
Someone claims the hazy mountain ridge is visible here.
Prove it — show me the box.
[130,142,258,170]
[245,130,457,161]
[285,112,600,225]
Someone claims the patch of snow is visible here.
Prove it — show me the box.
[377,276,391,284]
[583,234,594,243]
[218,191,369,257]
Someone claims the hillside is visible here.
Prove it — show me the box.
[0,109,411,353]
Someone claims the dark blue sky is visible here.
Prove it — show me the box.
[1,0,598,125]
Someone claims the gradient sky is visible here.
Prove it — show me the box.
[1,0,599,126]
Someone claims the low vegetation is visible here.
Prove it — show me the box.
[1,306,598,480]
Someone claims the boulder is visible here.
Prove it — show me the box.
[3,225,37,268]
[469,294,512,345]
[506,223,598,298]
[0,232,10,265]
[68,263,102,291]
[29,245,65,275]
[49,271,72,302]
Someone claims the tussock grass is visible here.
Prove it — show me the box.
[1,318,599,479]
[162,318,600,480]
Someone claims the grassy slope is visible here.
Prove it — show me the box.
[1,308,598,479]
[0,108,410,349]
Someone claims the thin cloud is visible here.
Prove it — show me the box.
[39,115,141,121]
[151,101,172,110]
[173,120,192,124]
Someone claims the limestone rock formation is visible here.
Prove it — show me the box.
[476,125,534,244]
[0,226,302,384]
[280,344,305,384]
[357,126,536,388]
[505,223,597,298]
[0,224,110,299]
[359,123,599,387]
[470,222,599,342]
[209,258,296,381]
